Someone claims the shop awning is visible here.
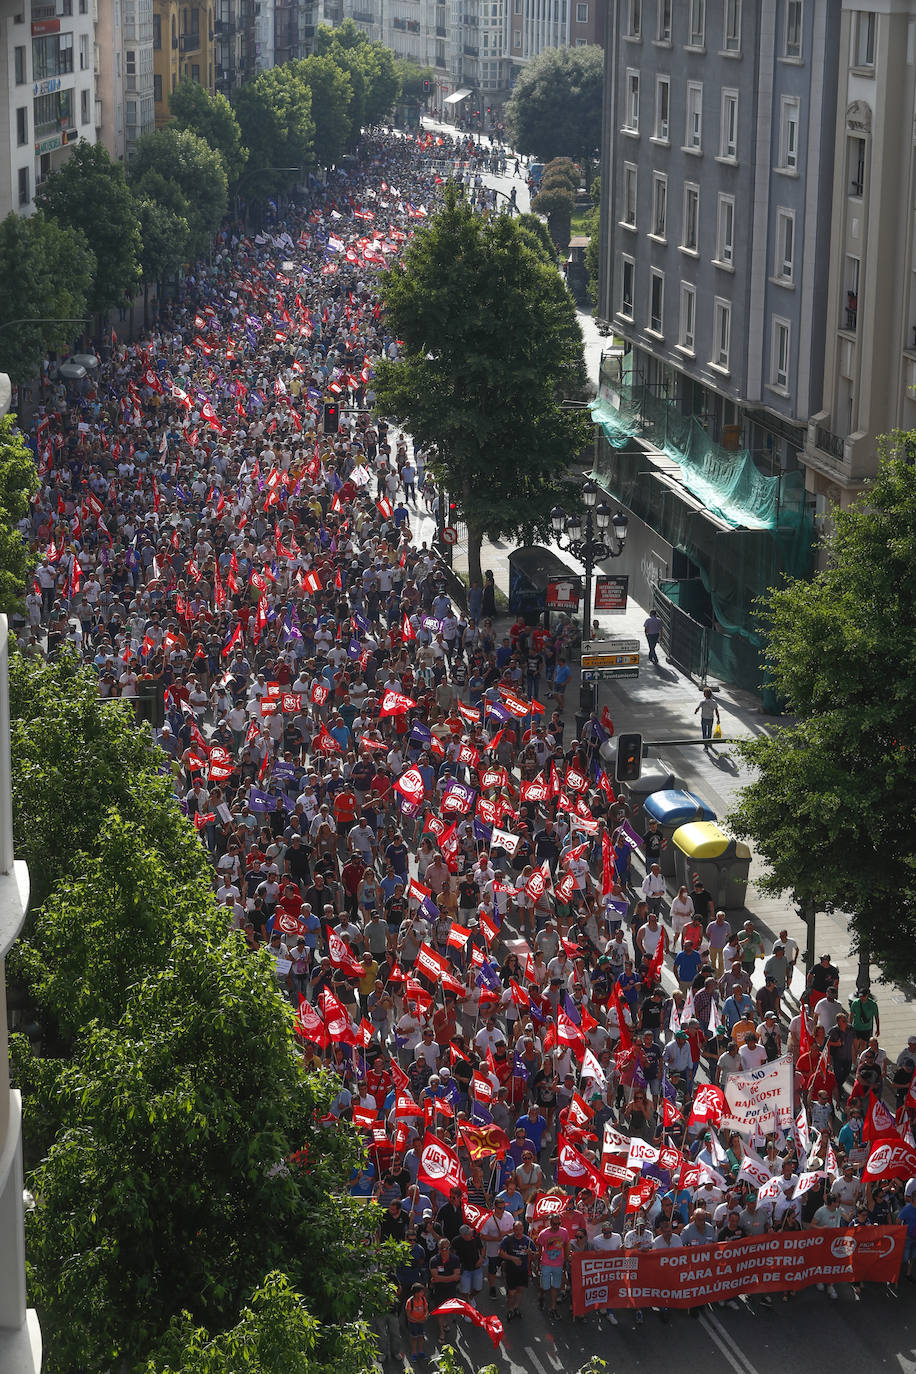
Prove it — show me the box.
[444,88,473,104]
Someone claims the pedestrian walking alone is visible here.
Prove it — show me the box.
[695,687,720,749]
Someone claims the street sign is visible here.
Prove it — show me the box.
[582,667,639,681]
[583,639,639,653]
[441,526,458,544]
[546,578,581,610]
[594,574,628,614]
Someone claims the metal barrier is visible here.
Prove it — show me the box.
[653,586,709,682]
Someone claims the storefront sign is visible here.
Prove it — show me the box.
[546,579,580,610]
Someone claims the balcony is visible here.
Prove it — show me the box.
[180,30,201,50]
[844,292,857,333]
[463,43,478,54]
[436,23,446,34]
[814,425,845,463]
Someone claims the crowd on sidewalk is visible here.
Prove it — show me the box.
[12,122,916,1366]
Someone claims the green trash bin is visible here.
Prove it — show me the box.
[671,821,751,912]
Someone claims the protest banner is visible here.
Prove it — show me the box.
[721,1053,794,1134]
[570,1227,904,1314]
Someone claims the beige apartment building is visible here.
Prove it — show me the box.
[803,0,916,512]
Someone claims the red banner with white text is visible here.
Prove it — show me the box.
[570,1227,905,1314]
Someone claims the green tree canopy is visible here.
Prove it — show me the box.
[292,55,353,168]
[728,449,916,984]
[233,66,315,195]
[373,186,590,583]
[313,23,399,135]
[133,191,190,285]
[168,79,248,185]
[0,211,95,384]
[505,44,603,166]
[394,59,435,104]
[0,416,38,612]
[35,142,141,314]
[130,126,228,261]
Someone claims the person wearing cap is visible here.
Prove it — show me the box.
[429,1238,462,1338]
[848,985,880,1056]
[762,941,790,994]
[807,952,840,1009]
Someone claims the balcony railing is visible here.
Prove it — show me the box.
[815,426,846,462]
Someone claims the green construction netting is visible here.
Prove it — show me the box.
[591,388,782,530]
[589,389,815,702]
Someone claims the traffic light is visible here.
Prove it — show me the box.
[615,732,643,783]
[322,400,339,435]
[423,78,431,95]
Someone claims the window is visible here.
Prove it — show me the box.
[775,208,795,281]
[771,319,790,389]
[688,0,705,47]
[718,89,738,159]
[512,27,521,45]
[656,0,671,40]
[784,0,802,58]
[654,76,670,140]
[848,135,866,196]
[80,87,90,123]
[576,0,589,18]
[779,98,800,171]
[723,0,741,51]
[126,48,136,76]
[682,183,699,251]
[60,0,72,13]
[652,172,667,238]
[854,11,875,67]
[14,45,26,84]
[713,298,731,369]
[627,0,640,35]
[625,70,640,130]
[154,72,163,101]
[18,166,29,208]
[620,256,635,318]
[153,13,161,47]
[716,194,734,265]
[844,254,860,330]
[79,34,89,69]
[622,163,637,225]
[685,82,702,149]
[514,0,521,12]
[679,282,696,350]
[649,269,664,333]
[16,106,28,145]
[79,0,87,10]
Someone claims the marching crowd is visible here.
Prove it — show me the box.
[14,122,916,1366]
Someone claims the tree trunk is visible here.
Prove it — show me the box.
[466,523,484,588]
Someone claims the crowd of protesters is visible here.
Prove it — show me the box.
[13,122,916,1366]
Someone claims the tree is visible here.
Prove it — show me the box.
[145,1273,377,1374]
[531,184,575,249]
[133,192,190,294]
[233,66,315,195]
[130,127,228,261]
[169,79,248,186]
[505,44,603,172]
[394,59,435,104]
[292,55,353,169]
[727,449,916,985]
[313,23,399,135]
[373,186,591,585]
[36,142,141,314]
[0,416,38,613]
[0,212,95,384]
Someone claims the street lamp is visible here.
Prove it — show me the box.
[550,478,628,632]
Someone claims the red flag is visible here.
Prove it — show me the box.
[326,928,365,978]
[556,1137,606,1195]
[296,994,328,1047]
[318,987,358,1044]
[686,1084,726,1131]
[431,1300,503,1348]
[862,1137,916,1181]
[460,1122,511,1160]
[401,611,416,641]
[863,1093,900,1144]
[418,1131,467,1197]
[379,689,417,718]
[221,622,242,657]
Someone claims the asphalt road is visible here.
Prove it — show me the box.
[394,1277,915,1373]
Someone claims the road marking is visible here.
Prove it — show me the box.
[698,1310,761,1374]
[523,1348,551,1374]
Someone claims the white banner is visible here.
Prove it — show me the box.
[722,1054,794,1135]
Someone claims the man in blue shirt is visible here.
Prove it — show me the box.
[514,1104,547,1157]
[722,988,756,1032]
[674,941,703,989]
